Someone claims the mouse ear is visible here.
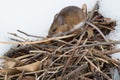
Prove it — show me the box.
[54,14,59,19]
[57,16,64,25]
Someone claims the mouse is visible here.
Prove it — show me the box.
[48,6,86,37]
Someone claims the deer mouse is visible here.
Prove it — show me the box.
[48,6,86,37]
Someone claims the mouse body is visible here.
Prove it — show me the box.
[48,6,86,37]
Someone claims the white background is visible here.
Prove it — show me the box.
[0,0,120,59]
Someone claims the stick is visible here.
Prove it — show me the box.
[0,34,75,44]
[86,21,108,42]
[17,29,45,39]
[62,40,120,50]
[84,56,112,80]
[87,1,99,21]
[63,63,88,79]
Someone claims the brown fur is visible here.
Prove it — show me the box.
[48,6,85,37]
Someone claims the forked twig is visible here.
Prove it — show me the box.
[17,29,45,39]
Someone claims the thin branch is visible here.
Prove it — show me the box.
[8,32,26,41]
[86,21,108,42]
[87,1,99,21]
[84,56,112,80]
[0,34,75,44]
[63,63,88,79]
[62,40,119,50]
[17,29,45,39]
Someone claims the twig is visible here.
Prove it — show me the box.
[101,49,120,55]
[8,32,27,41]
[63,63,88,79]
[87,1,99,21]
[48,46,76,67]
[61,31,87,76]
[61,48,76,77]
[79,77,93,80]
[48,66,63,80]
[17,70,25,80]
[55,39,73,45]
[95,24,114,31]
[9,38,23,42]
[17,29,45,39]
[0,34,75,44]
[84,56,112,80]
[9,66,62,78]
[62,40,120,50]
[86,21,108,42]
[75,49,88,65]
[0,56,21,64]
[92,51,120,65]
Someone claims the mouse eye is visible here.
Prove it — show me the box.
[52,28,57,32]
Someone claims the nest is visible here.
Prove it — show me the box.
[0,2,120,80]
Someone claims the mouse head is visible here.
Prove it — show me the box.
[48,14,66,37]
